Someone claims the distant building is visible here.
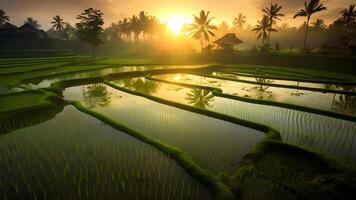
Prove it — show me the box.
[0,22,18,33]
[0,22,47,39]
[0,22,52,50]
[213,33,243,50]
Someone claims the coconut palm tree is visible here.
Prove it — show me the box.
[118,18,131,40]
[311,19,326,31]
[129,15,142,42]
[187,10,217,52]
[185,89,214,109]
[0,9,10,26]
[138,11,150,39]
[25,17,41,29]
[233,14,246,30]
[252,16,275,46]
[262,3,284,44]
[293,0,327,52]
[51,15,65,31]
[337,5,356,31]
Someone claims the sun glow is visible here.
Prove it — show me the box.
[165,15,191,34]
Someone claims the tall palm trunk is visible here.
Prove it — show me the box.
[267,17,272,45]
[303,16,310,53]
[200,33,204,52]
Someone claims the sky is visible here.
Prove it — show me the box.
[1,0,354,29]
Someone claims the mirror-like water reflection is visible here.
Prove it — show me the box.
[112,78,356,167]
[64,84,264,174]
[0,106,210,199]
[153,73,356,117]
[212,72,356,93]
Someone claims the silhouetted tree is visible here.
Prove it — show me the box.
[118,18,131,40]
[263,3,284,44]
[76,8,104,57]
[294,0,327,52]
[25,17,41,29]
[337,5,356,31]
[0,9,10,26]
[129,15,141,42]
[138,11,150,39]
[253,16,275,46]
[311,19,326,31]
[187,10,217,52]
[233,14,246,30]
[51,15,65,31]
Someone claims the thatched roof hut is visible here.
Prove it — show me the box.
[0,22,18,33]
[213,33,243,50]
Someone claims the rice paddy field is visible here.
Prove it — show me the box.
[1,56,356,200]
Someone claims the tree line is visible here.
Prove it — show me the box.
[0,0,355,55]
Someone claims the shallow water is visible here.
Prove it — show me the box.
[153,73,356,116]
[211,72,356,92]
[112,78,356,167]
[64,84,264,174]
[0,106,210,200]
[24,65,204,89]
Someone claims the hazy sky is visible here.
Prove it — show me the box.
[1,0,354,29]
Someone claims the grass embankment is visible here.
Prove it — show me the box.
[147,76,356,122]
[214,55,356,77]
[0,90,65,134]
[223,63,356,82]
[232,141,356,200]
[71,101,233,200]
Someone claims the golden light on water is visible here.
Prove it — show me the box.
[172,74,182,81]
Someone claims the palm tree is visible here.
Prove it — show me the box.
[118,18,131,40]
[185,89,214,109]
[252,16,275,46]
[51,15,65,31]
[337,5,356,31]
[25,17,41,29]
[233,14,246,30]
[294,0,327,52]
[138,11,150,39]
[187,10,217,52]
[129,15,141,42]
[311,19,326,31]
[262,3,284,44]
[0,9,10,26]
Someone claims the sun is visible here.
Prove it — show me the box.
[166,15,191,34]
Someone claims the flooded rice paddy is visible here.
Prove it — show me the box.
[1,63,356,198]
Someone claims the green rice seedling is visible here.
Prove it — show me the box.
[64,83,264,174]
[0,106,211,200]
[114,77,356,167]
[152,73,356,117]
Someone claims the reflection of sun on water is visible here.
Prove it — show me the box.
[172,74,182,81]
[166,16,191,35]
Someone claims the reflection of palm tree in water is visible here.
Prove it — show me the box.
[255,77,273,91]
[324,84,355,112]
[185,89,215,109]
[251,77,275,100]
[334,94,356,116]
[82,84,111,108]
[115,78,158,95]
